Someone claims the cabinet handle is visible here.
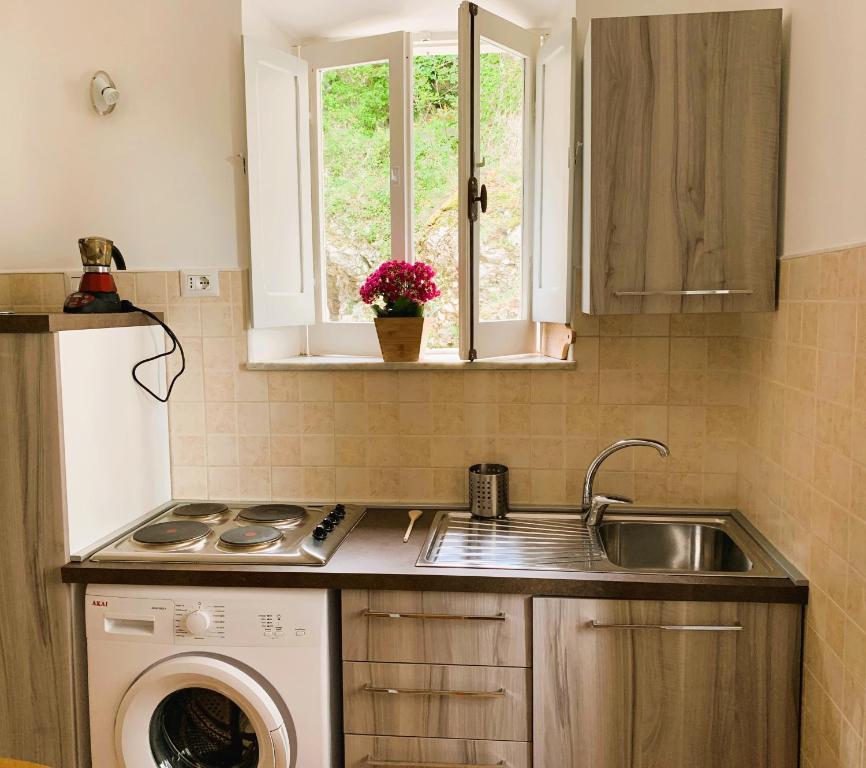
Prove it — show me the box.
[364,684,506,698]
[590,621,743,632]
[363,610,506,622]
[365,758,505,768]
[613,289,753,297]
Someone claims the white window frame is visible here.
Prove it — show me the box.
[459,3,539,360]
[304,24,539,360]
[303,32,412,356]
[245,10,577,364]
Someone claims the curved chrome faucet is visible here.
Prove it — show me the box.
[582,438,670,525]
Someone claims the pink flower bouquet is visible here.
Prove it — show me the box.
[359,260,441,318]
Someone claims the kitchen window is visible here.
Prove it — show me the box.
[243,2,576,363]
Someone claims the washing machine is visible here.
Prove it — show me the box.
[85,585,337,768]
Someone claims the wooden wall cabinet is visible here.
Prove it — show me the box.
[582,10,782,315]
[533,598,802,768]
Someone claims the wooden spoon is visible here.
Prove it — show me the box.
[403,509,423,542]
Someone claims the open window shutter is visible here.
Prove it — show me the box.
[457,3,474,360]
[532,20,577,324]
[458,2,538,360]
[302,32,410,357]
[243,38,315,329]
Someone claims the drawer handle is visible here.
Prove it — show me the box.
[363,610,507,622]
[365,758,505,768]
[613,289,753,297]
[364,684,506,698]
[590,621,743,632]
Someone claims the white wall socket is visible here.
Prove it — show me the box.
[181,270,220,298]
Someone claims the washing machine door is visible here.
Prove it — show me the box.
[115,655,291,768]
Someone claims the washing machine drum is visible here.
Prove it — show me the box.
[150,687,259,767]
[115,656,291,768]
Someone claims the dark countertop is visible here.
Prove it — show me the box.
[0,312,161,333]
[62,508,808,604]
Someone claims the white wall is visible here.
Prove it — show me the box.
[0,0,247,271]
[4,0,859,270]
[574,0,866,258]
[242,0,296,49]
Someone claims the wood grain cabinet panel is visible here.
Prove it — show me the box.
[343,662,531,741]
[0,334,81,766]
[341,590,531,667]
[345,735,531,768]
[583,10,782,314]
[533,598,802,768]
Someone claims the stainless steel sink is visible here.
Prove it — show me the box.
[599,519,752,572]
[416,508,792,578]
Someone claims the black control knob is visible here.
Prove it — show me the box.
[321,519,335,532]
[326,512,341,525]
[312,525,328,541]
[333,503,346,516]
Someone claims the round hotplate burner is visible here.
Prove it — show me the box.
[133,521,211,547]
[237,504,308,526]
[219,525,283,550]
[172,502,229,519]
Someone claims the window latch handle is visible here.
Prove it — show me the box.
[468,177,488,222]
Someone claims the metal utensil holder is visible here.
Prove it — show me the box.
[469,463,509,519]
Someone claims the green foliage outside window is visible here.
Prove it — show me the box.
[320,52,524,347]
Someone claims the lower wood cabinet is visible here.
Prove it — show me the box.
[343,661,531,741]
[533,598,802,768]
[340,590,533,766]
[340,590,803,767]
[345,735,531,768]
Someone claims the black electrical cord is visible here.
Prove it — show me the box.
[121,300,186,403]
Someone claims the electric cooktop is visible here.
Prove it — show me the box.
[90,501,365,565]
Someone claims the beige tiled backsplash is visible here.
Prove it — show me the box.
[0,269,742,508]
[738,244,866,768]
[4,243,866,766]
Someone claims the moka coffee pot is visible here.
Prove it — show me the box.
[64,236,127,313]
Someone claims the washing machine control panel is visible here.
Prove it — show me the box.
[85,592,322,647]
[169,600,307,645]
[171,599,319,646]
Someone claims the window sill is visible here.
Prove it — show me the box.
[246,352,576,371]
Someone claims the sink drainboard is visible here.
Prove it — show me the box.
[417,511,606,570]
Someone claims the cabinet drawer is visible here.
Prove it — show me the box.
[343,662,530,741]
[345,735,531,768]
[342,590,531,667]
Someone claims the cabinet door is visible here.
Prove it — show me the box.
[583,10,782,315]
[533,598,801,768]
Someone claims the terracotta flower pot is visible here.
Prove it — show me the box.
[374,317,428,362]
